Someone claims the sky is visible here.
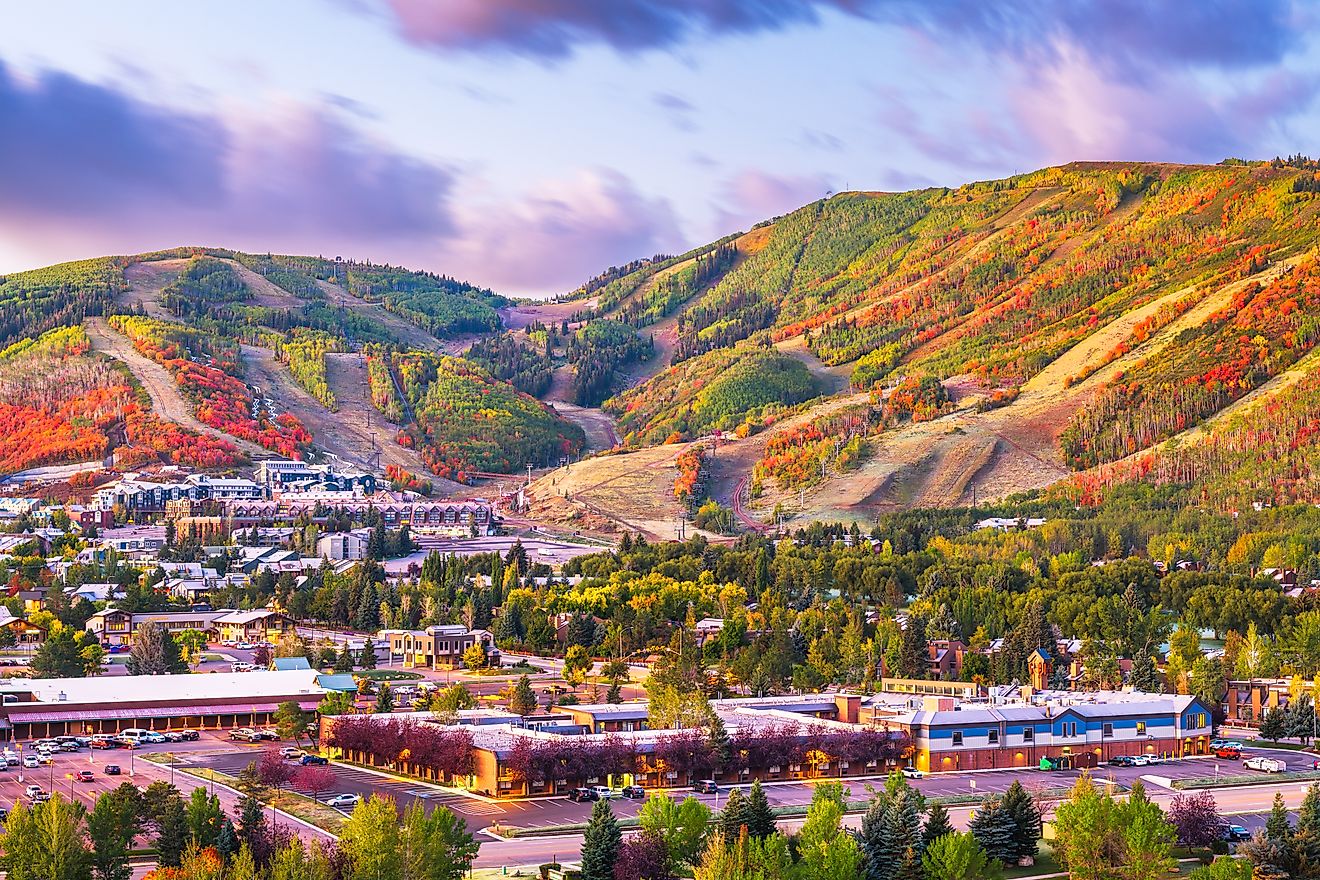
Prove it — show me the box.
[0,1,1317,296]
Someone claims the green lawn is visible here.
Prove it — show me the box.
[354,669,423,682]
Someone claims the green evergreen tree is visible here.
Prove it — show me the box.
[1001,780,1041,860]
[1294,783,1320,875]
[720,787,749,839]
[374,683,394,714]
[216,818,240,861]
[1128,650,1161,692]
[334,646,354,672]
[923,801,955,849]
[580,799,622,880]
[155,797,189,868]
[358,643,377,669]
[743,779,776,840]
[968,797,1017,866]
[508,674,538,716]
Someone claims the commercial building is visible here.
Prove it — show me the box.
[322,688,1216,799]
[94,473,263,513]
[0,669,325,741]
[257,460,377,494]
[889,691,1215,773]
[214,610,296,644]
[380,625,499,669]
[86,609,229,646]
[226,495,497,535]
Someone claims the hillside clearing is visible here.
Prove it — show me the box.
[84,318,269,458]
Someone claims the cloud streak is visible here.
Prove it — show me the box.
[371,0,1306,70]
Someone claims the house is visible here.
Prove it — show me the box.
[694,618,726,646]
[0,608,44,647]
[213,610,296,645]
[64,583,126,604]
[381,626,499,669]
[316,532,368,561]
[926,640,967,680]
[86,609,228,646]
[1222,678,1294,727]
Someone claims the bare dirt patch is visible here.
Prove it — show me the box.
[84,318,269,458]
[120,260,186,319]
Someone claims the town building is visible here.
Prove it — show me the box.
[381,625,499,669]
[85,609,230,646]
[94,473,262,513]
[1221,678,1295,727]
[226,495,496,535]
[256,460,377,494]
[889,691,1214,773]
[316,532,368,561]
[214,609,296,644]
[0,669,325,741]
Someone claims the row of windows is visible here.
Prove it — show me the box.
[946,720,1155,747]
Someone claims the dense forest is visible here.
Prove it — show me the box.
[567,319,653,407]
[388,352,585,481]
[465,332,555,397]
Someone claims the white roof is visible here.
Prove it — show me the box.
[0,669,324,706]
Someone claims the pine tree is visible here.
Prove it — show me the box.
[1001,780,1041,860]
[923,801,954,849]
[720,788,749,839]
[1128,650,1161,692]
[155,798,189,868]
[896,845,924,880]
[1294,783,1320,875]
[358,643,376,669]
[216,818,239,861]
[236,794,268,862]
[968,797,1017,866]
[743,779,776,840]
[580,799,622,880]
[707,716,732,772]
[508,674,538,716]
[374,683,394,713]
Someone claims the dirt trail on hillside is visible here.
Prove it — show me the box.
[244,345,454,484]
[313,280,448,351]
[773,337,851,396]
[85,318,269,458]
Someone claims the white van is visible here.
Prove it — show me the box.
[118,728,151,743]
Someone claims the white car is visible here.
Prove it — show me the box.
[21,755,38,768]
[35,752,53,765]
[325,794,361,809]
[24,785,42,799]
[280,747,304,760]
[1244,756,1287,773]
[900,767,924,779]
[141,733,167,744]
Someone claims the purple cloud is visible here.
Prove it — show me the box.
[369,0,1304,69]
[439,168,685,294]
[0,61,455,272]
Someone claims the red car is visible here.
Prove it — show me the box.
[76,770,95,782]
[1215,746,1242,759]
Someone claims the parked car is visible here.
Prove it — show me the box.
[21,755,38,768]
[230,728,258,742]
[569,787,599,802]
[179,729,200,741]
[280,748,304,760]
[256,729,280,741]
[1224,824,1252,841]
[89,738,115,749]
[1215,746,1242,759]
[1144,755,1165,765]
[1109,755,1134,767]
[622,785,646,799]
[325,794,360,809]
[141,733,167,744]
[300,755,329,766]
[589,786,618,800]
[23,785,42,799]
[115,737,137,750]
[692,780,719,794]
[60,742,81,752]
[75,770,95,783]
[30,791,50,804]
[1245,756,1287,773]
[235,643,256,651]
[0,806,8,821]
[35,752,53,765]
[900,767,925,779]
[104,765,122,775]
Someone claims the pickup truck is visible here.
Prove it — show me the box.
[229,728,260,742]
[1244,756,1287,773]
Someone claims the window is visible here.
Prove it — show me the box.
[1136,721,1146,736]
[1022,728,1034,742]
[988,730,999,745]
[952,732,963,747]
[1102,723,1114,738]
